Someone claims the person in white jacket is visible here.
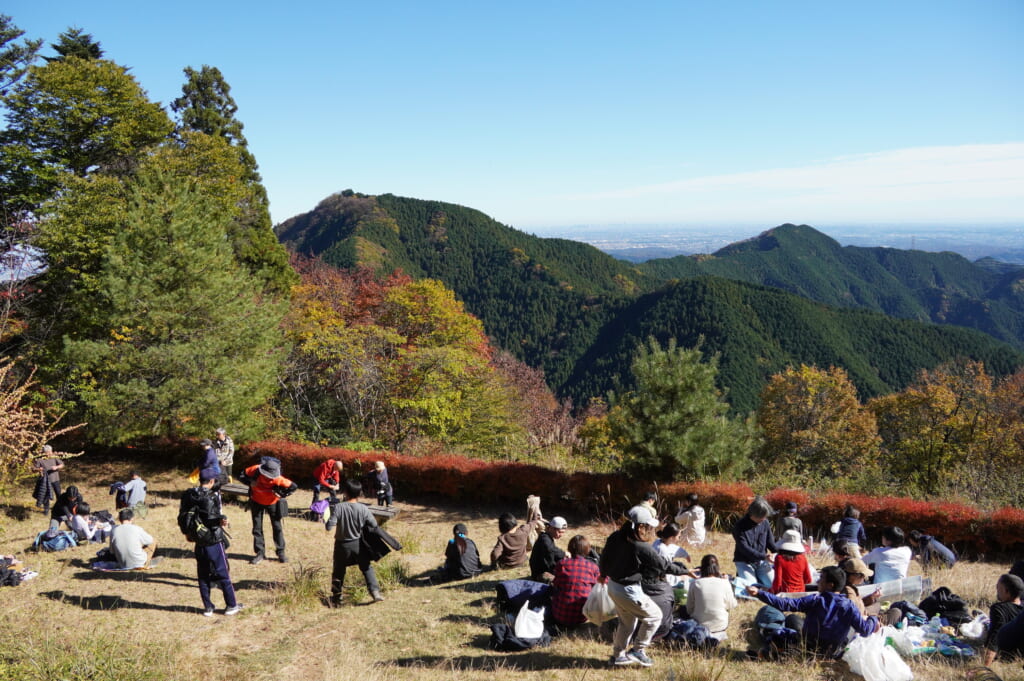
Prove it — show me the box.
[675,493,706,546]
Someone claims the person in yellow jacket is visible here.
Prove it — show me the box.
[239,457,297,565]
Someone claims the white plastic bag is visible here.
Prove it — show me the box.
[843,630,914,681]
[959,613,988,641]
[513,600,546,639]
[582,582,617,624]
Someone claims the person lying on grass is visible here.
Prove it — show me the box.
[746,565,878,659]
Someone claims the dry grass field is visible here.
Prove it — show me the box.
[1,457,1022,681]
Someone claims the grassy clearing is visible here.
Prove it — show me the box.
[1,459,1022,681]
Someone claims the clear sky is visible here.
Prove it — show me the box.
[6,1,1023,230]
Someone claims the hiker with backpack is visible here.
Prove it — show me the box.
[330,479,385,605]
[179,474,242,616]
[239,456,297,565]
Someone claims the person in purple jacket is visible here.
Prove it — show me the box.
[747,565,879,659]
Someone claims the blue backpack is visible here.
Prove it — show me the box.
[34,529,78,552]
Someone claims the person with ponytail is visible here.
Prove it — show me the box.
[443,523,482,581]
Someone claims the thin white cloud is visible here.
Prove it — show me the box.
[554,143,1024,224]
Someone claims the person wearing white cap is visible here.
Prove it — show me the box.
[771,529,813,594]
[599,507,687,668]
[529,515,567,583]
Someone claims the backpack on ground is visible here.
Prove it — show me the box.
[33,529,77,552]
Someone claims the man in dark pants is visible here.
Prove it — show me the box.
[179,475,242,616]
[529,516,567,583]
[330,480,384,606]
[239,457,297,565]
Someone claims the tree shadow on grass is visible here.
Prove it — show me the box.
[39,590,201,614]
[382,651,609,671]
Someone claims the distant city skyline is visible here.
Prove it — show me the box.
[7,1,1023,229]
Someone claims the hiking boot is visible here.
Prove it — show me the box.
[628,648,653,667]
[370,590,385,603]
[224,604,243,616]
[612,653,636,666]
[202,607,215,617]
[249,554,264,565]
[277,552,288,563]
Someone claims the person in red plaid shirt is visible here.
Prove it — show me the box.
[552,535,601,627]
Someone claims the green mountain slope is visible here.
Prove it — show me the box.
[276,192,652,387]
[278,195,1024,410]
[562,277,1024,412]
[638,223,1024,349]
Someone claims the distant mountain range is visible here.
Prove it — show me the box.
[277,194,1024,411]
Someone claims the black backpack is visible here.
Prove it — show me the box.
[178,493,226,548]
[918,586,971,625]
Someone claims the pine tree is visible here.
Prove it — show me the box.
[61,165,287,443]
[0,15,42,95]
[44,27,103,62]
[607,337,758,479]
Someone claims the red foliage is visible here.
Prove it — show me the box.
[237,440,1023,555]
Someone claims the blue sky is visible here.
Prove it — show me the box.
[7,1,1023,230]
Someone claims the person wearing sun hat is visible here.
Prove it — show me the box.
[839,557,881,617]
[772,529,813,594]
[239,456,297,565]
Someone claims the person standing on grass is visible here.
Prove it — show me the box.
[214,428,235,479]
[599,506,687,668]
[32,445,64,514]
[197,439,221,486]
[239,457,297,565]
[330,479,384,605]
[123,470,148,519]
[180,474,242,616]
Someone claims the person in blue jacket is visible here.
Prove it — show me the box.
[747,565,879,659]
[834,504,867,557]
[908,529,957,568]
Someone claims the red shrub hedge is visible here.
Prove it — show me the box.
[238,440,1022,556]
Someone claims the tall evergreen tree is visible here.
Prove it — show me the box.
[61,165,287,443]
[607,337,758,479]
[0,15,42,95]
[44,27,103,62]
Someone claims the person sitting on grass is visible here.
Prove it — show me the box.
[70,502,111,544]
[746,565,878,660]
[771,529,813,594]
[442,523,482,581]
[985,574,1024,666]
[733,496,777,593]
[839,557,882,618]
[551,534,601,629]
[652,522,691,587]
[831,539,856,565]
[834,504,867,558]
[861,526,912,584]
[907,529,957,569]
[530,516,567,583]
[490,511,544,570]
[110,509,156,570]
[686,554,738,641]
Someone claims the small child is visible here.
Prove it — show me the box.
[652,522,691,587]
[833,505,866,557]
[772,529,813,594]
[442,523,482,581]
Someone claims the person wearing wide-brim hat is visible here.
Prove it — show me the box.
[238,456,298,565]
[840,557,881,616]
[772,529,813,594]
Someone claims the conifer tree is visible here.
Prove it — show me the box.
[0,15,42,95]
[44,27,103,62]
[61,166,286,443]
[607,337,757,479]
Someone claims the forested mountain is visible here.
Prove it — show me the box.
[277,195,1024,410]
[277,192,655,388]
[638,224,1024,350]
[561,277,1024,411]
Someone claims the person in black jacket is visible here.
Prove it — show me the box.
[442,523,482,581]
[179,475,241,616]
[330,480,384,605]
[733,496,778,595]
[530,516,567,583]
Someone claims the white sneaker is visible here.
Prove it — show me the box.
[224,604,243,616]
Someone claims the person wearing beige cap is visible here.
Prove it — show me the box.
[772,529,813,594]
[840,557,881,616]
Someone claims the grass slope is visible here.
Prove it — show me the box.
[2,457,1021,680]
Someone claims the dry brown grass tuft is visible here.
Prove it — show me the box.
[1,459,1022,681]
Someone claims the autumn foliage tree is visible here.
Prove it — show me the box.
[757,364,881,490]
[282,258,524,453]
